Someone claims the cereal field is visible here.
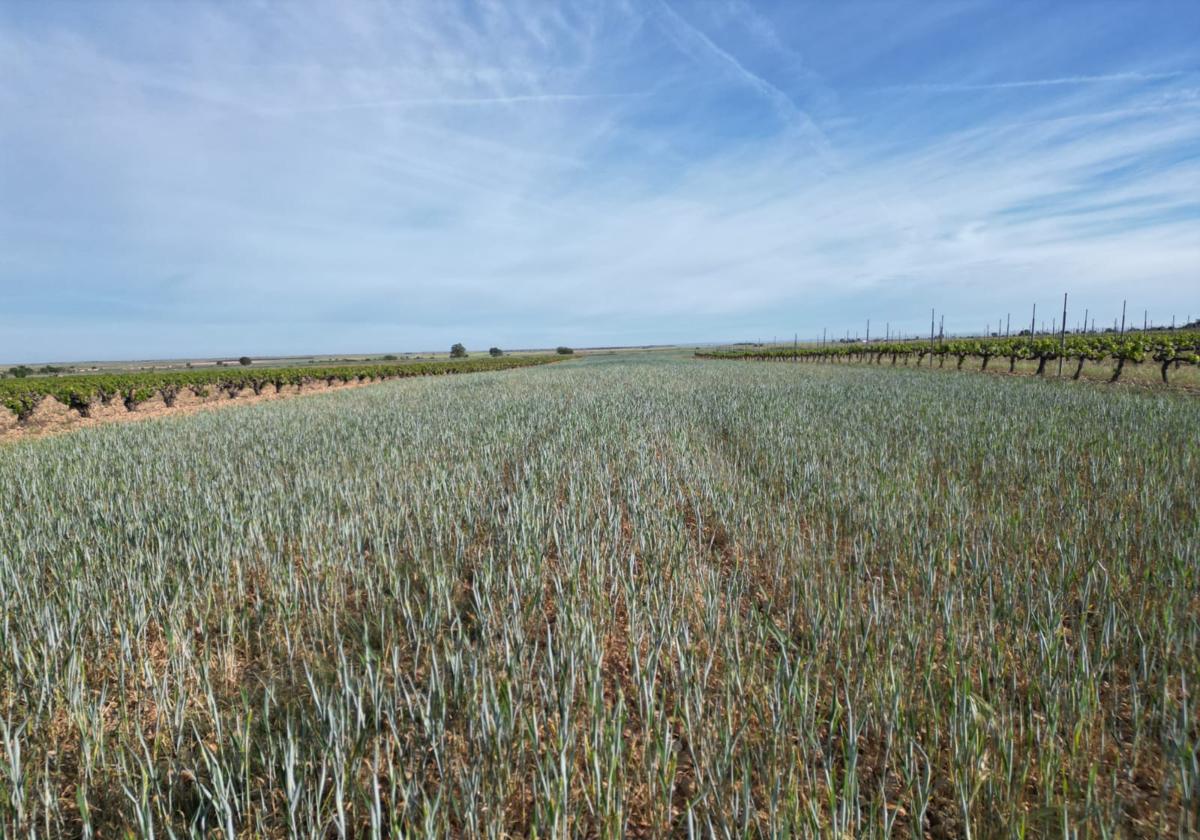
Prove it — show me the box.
[1,353,1196,837]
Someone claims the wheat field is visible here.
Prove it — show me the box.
[1,353,1196,837]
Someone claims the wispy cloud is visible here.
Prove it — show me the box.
[264,91,644,116]
[878,71,1190,94]
[653,2,800,121]
[0,0,1197,360]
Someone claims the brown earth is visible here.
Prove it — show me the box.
[89,399,133,423]
[22,395,78,435]
[0,377,395,445]
[0,407,17,437]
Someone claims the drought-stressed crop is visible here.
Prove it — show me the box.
[0,354,1196,836]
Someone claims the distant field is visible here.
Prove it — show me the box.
[1,354,1196,836]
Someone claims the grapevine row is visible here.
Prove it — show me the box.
[0,354,562,421]
[697,332,1200,384]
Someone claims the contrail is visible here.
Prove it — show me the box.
[653,0,833,162]
[265,91,640,116]
[879,71,1186,93]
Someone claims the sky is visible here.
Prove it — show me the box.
[1,1,1198,362]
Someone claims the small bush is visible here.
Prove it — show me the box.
[239,356,253,366]
[489,347,503,357]
[450,343,468,358]
[556,347,574,355]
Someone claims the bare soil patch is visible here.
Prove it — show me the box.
[89,400,131,423]
[24,396,78,434]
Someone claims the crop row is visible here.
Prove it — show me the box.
[699,331,1200,383]
[1,356,1196,835]
[0,354,562,420]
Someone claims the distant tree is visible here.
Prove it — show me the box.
[9,365,33,378]
[238,356,253,366]
[556,346,574,355]
[382,354,398,361]
[450,343,468,358]
[489,347,503,357]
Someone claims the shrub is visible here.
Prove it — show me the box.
[239,357,253,366]
[556,346,574,355]
[489,347,503,357]
[450,343,468,358]
[9,365,33,379]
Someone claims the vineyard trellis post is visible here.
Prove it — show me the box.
[1083,308,1088,335]
[1030,304,1036,336]
[1058,292,1068,377]
[930,309,935,346]
[1120,300,1126,336]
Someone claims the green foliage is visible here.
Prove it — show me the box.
[450,343,468,358]
[556,346,574,355]
[698,331,1200,384]
[0,355,561,421]
[489,347,503,357]
[238,356,253,366]
[8,366,33,379]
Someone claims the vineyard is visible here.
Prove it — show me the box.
[0,354,561,426]
[699,331,1200,385]
[0,354,1196,836]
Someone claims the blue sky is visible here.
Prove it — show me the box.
[1,1,1198,361]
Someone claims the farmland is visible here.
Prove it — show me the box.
[0,353,1197,836]
[0,355,561,441]
[699,331,1200,390]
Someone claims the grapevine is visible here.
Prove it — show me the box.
[0,355,563,422]
[697,332,1200,385]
